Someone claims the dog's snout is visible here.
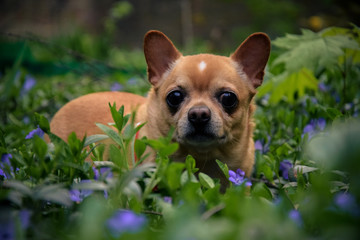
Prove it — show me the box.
[188,106,211,124]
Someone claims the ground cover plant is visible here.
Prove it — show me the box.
[1,25,360,240]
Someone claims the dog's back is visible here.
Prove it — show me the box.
[50,91,146,141]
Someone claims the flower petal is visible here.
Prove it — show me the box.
[229,177,238,184]
[254,140,263,152]
[236,169,245,177]
[25,126,44,139]
[228,170,237,178]
[107,210,147,237]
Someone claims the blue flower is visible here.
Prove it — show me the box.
[21,74,36,96]
[92,167,113,198]
[106,210,147,237]
[334,192,359,215]
[163,196,172,204]
[0,210,31,239]
[288,209,302,227]
[302,118,326,140]
[19,210,31,229]
[25,126,45,139]
[69,180,93,202]
[254,135,271,154]
[229,169,252,187]
[318,82,330,92]
[1,153,15,179]
[279,160,293,180]
[93,167,113,181]
[0,219,15,240]
[110,82,124,92]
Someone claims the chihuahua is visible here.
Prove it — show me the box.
[50,30,271,184]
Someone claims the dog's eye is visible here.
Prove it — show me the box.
[219,92,238,110]
[166,90,185,109]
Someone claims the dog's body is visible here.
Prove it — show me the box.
[50,31,270,183]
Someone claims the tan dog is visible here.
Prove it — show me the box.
[50,30,270,184]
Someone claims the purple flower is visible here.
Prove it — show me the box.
[229,169,252,187]
[92,167,112,198]
[93,167,113,181]
[318,82,329,92]
[254,136,271,154]
[288,209,302,227]
[19,210,31,229]
[0,220,15,240]
[302,118,326,140]
[0,210,31,239]
[25,126,45,139]
[23,116,30,124]
[106,210,147,237]
[334,193,358,213]
[163,196,172,204]
[1,153,12,165]
[254,140,264,152]
[279,160,293,180]
[1,153,14,179]
[69,188,93,202]
[21,74,36,96]
[110,82,124,92]
[69,180,93,202]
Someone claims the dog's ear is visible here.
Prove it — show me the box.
[144,30,182,85]
[231,33,271,88]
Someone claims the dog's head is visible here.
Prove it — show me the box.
[144,31,270,152]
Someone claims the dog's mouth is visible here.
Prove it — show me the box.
[177,129,227,148]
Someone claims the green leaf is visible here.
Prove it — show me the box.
[185,155,199,174]
[3,180,32,196]
[203,186,221,207]
[251,182,273,201]
[109,144,127,170]
[35,113,50,133]
[297,170,307,190]
[259,68,318,104]
[273,28,359,72]
[72,181,108,191]
[275,142,293,156]
[255,152,274,182]
[215,160,229,179]
[96,123,125,150]
[35,184,73,207]
[124,122,146,142]
[159,143,178,158]
[109,103,124,132]
[143,139,164,151]
[84,134,109,147]
[199,172,215,189]
[180,170,198,185]
[67,132,85,158]
[324,107,342,120]
[294,165,318,174]
[165,162,185,190]
[134,139,146,162]
[33,135,48,160]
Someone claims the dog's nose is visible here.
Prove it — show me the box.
[188,106,211,124]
